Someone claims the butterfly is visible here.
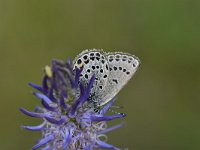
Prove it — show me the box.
[73,49,140,109]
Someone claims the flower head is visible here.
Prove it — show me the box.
[20,59,125,150]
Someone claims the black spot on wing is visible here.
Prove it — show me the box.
[96,53,100,57]
[77,59,82,64]
[85,74,88,79]
[116,55,120,58]
[113,66,117,71]
[96,57,100,61]
[90,57,95,61]
[106,64,108,70]
[112,79,118,84]
[109,59,113,62]
[83,55,88,60]
[90,53,94,56]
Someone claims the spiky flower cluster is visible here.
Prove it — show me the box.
[20,59,125,150]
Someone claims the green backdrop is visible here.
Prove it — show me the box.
[0,0,200,149]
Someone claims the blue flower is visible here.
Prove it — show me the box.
[20,59,125,150]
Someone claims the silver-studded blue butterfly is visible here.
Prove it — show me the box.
[73,49,140,109]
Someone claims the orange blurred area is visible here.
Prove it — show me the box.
[0,0,200,149]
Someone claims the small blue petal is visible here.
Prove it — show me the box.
[79,83,85,95]
[41,145,51,150]
[84,144,93,150]
[32,135,54,150]
[61,89,68,99]
[70,74,95,115]
[98,122,124,134]
[41,100,57,112]
[81,74,95,104]
[100,98,116,115]
[52,62,68,87]
[91,113,125,122]
[67,58,72,66]
[67,58,73,72]
[65,71,75,89]
[62,128,73,149]
[48,83,58,103]
[19,108,44,118]
[33,92,52,104]
[42,76,49,93]
[69,83,86,117]
[57,71,68,87]
[21,122,46,131]
[96,140,120,150]
[60,95,68,110]
[45,116,66,125]
[28,83,44,93]
[74,68,83,88]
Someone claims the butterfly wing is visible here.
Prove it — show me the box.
[73,49,110,105]
[99,52,140,106]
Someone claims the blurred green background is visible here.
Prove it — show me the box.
[0,0,200,149]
